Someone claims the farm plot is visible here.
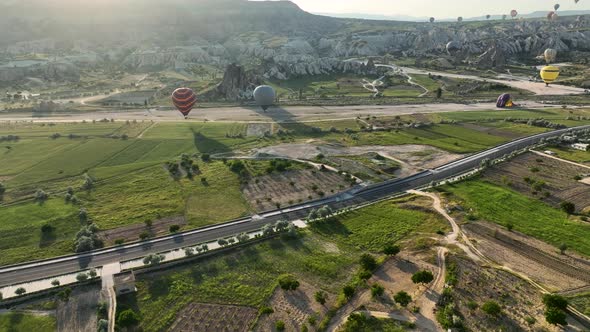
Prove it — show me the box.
[242,169,350,212]
[98,216,186,246]
[325,153,401,182]
[0,312,56,332]
[483,152,590,213]
[56,284,101,332]
[168,303,257,332]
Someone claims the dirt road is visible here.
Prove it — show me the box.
[0,101,562,124]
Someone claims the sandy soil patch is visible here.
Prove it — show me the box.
[464,222,590,292]
[255,281,329,332]
[56,284,101,332]
[242,169,350,212]
[169,303,257,332]
[452,256,586,331]
[252,143,462,177]
[580,177,590,185]
[246,123,272,137]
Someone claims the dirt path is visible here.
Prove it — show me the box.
[326,289,372,332]
[532,150,590,171]
[137,121,156,138]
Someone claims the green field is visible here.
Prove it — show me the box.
[547,146,590,164]
[567,292,590,316]
[118,196,446,331]
[0,312,56,332]
[443,180,590,256]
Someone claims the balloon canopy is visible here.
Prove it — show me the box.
[496,93,513,108]
[171,88,197,118]
[510,9,518,18]
[253,85,276,111]
[540,66,561,85]
[544,49,557,64]
[429,17,435,23]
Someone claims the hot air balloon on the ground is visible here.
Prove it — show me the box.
[554,3,561,10]
[171,87,197,119]
[446,41,462,55]
[429,17,435,23]
[511,10,518,18]
[540,66,560,86]
[253,85,276,111]
[544,49,557,63]
[496,93,514,108]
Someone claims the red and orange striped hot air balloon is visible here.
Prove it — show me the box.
[171,87,197,119]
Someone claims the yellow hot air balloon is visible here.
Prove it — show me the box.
[540,65,560,86]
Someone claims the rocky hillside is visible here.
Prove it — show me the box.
[1,0,590,82]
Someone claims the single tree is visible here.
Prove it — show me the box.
[359,254,377,271]
[88,269,97,278]
[79,208,88,223]
[412,270,434,285]
[314,291,327,305]
[117,309,141,328]
[394,291,412,307]
[545,307,568,326]
[169,224,180,233]
[143,253,164,265]
[15,287,26,296]
[343,285,355,299]
[383,244,400,256]
[139,231,150,240]
[436,87,443,99]
[51,279,60,287]
[560,201,575,215]
[371,284,385,298]
[543,294,568,310]
[217,238,228,247]
[41,224,54,234]
[275,321,285,331]
[277,274,300,291]
[237,233,250,242]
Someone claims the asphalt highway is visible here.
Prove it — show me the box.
[1,124,589,287]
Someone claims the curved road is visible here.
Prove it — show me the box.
[0,124,589,287]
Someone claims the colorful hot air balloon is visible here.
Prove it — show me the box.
[540,66,560,86]
[554,3,561,10]
[544,49,557,64]
[429,17,435,23]
[547,11,558,20]
[253,85,276,111]
[496,93,513,108]
[171,87,197,119]
[510,9,518,18]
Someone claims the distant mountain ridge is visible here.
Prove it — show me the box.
[316,10,590,22]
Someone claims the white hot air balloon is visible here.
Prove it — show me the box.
[253,85,276,111]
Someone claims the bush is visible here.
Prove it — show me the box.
[560,201,575,215]
[275,320,285,331]
[481,301,502,316]
[343,285,355,299]
[169,224,180,233]
[314,291,327,305]
[359,254,377,271]
[394,291,412,307]
[545,307,567,326]
[97,319,108,332]
[115,238,125,245]
[41,223,54,233]
[259,306,274,315]
[411,270,434,284]
[358,270,372,280]
[277,274,300,291]
[201,153,211,162]
[466,300,478,310]
[117,309,140,328]
[143,253,165,265]
[383,244,400,256]
[542,294,568,310]
[371,284,385,298]
[139,231,150,240]
[76,273,89,282]
[88,269,97,278]
[15,287,26,295]
[51,279,60,287]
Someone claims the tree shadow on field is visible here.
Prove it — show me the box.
[77,255,92,269]
[39,229,57,248]
[308,218,351,238]
[191,128,231,154]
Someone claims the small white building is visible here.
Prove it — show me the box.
[572,143,589,152]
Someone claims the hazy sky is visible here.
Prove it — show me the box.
[285,0,590,18]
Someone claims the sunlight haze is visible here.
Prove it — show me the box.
[287,0,590,18]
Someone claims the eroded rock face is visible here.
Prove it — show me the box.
[0,62,80,87]
[203,63,263,101]
[476,43,506,69]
